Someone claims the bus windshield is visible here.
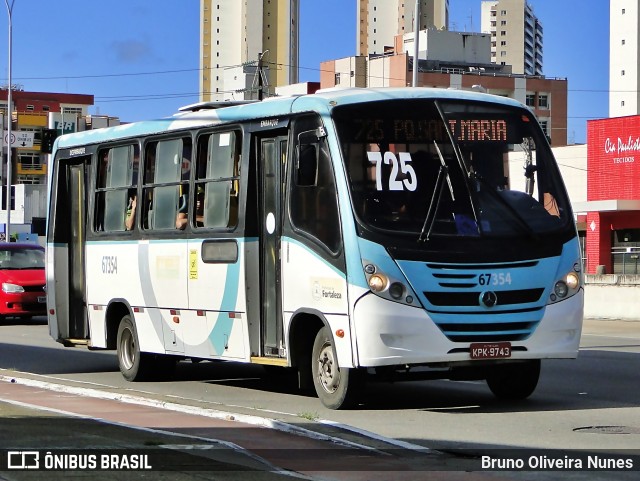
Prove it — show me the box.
[334,98,571,239]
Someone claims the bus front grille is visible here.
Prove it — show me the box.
[422,288,546,342]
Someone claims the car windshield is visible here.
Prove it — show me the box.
[334,98,572,239]
[0,247,45,269]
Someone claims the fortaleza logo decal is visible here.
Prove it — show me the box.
[604,136,640,163]
[312,279,344,302]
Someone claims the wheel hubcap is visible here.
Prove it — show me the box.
[120,329,135,370]
[317,342,340,393]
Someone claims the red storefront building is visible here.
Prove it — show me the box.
[585,116,640,275]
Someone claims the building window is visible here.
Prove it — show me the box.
[538,94,549,109]
[622,39,626,45]
[335,73,341,85]
[42,106,50,112]
[18,152,41,170]
[621,101,625,107]
[500,30,506,35]
[622,8,625,14]
[501,10,506,15]
[501,20,507,25]
[539,120,549,137]
[501,40,506,46]
[63,107,82,115]
[526,94,535,107]
[622,70,626,76]
[26,105,34,111]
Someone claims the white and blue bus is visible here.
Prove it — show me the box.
[47,87,583,409]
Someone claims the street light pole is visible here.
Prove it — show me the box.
[412,0,420,87]
[4,0,15,242]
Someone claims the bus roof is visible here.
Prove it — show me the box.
[54,87,525,151]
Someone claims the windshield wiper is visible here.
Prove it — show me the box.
[471,171,538,240]
[418,141,456,242]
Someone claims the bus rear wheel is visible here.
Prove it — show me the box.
[486,359,540,400]
[311,326,362,409]
[117,315,153,381]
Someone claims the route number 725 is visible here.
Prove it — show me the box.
[367,151,418,192]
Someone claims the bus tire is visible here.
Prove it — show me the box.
[486,359,540,400]
[117,315,152,382]
[311,326,362,409]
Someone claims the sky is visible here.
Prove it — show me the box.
[0,0,609,144]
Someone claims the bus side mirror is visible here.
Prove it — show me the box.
[297,129,322,187]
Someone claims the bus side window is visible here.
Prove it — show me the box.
[94,145,139,232]
[297,140,318,186]
[142,138,191,230]
[195,130,240,229]
[290,121,341,253]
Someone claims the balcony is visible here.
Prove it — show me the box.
[16,163,47,175]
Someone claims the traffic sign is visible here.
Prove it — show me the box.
[2,131,35,148]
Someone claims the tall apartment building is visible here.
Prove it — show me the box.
[357,0,449,56]
[610,0,640,117]
[200,0,299,101]
[480,0,543,76]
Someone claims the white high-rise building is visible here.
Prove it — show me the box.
[610,0,640,117]
[200,0,299,101]
[480,0,543,75]
[357,0,449,56]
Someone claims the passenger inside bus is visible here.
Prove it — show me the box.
[175,194,188,230]
[125,193,137,230]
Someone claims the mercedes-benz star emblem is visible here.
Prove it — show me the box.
[480,291,498,308]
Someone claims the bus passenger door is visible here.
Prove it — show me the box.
[49,158,89,341]
[259,136,287,356]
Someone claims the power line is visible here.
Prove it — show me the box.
[8,60,630,94]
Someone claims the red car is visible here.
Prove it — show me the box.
[0,243,46,320]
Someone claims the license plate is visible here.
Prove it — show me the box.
[470,342,511,359]
[37,296,46,303]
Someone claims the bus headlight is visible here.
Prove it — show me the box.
[565,271,580,290]
[368,274,388,292]
[548,264,581,304]
[362,261,420,307]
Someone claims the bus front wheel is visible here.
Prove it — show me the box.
[486,359,540,400]
[311,326,362,409]
[117,315,153,381]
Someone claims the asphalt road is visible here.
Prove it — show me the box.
[0,317,639,480]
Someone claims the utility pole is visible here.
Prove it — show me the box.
[257,52,264,101]
[412,0,420,87]
[4,0,15,242]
